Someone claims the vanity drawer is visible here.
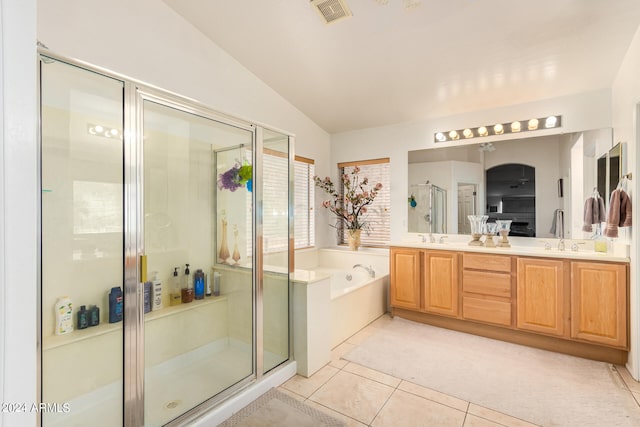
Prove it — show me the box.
[463,253,511,273]
[463,295,512,326]
[462,270,511,297]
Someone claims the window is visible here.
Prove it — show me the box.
[294,156,315,249]
[338,158,390,246]
[245,152,315,254]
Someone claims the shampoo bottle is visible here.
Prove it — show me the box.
[109,286,123,323]
[194,269,205,300]
[77,305,89,330]
[55,296,74,335]
[89,305,100,327]
[152,271,163,311]
[143,281,152,313]
[213,271,221,297]
[170,267,182,306]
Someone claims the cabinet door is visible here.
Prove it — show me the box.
[423,251,459,317]
[571,262,628,348]
[390,247,421,310]
[517,258,566,336]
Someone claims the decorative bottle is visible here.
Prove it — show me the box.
[218,217,230,264]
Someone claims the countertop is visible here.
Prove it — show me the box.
[391,236,630,263]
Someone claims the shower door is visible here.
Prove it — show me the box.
[260,129,293,373]
[40,53,292,427]
[40,56,125,426]
[141,97,255,426]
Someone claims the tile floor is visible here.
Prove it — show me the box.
[279,315,640,427]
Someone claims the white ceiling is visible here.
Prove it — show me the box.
[162,0,640,134]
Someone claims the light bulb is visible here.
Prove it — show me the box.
[528,118,539,130]
[449,130,459,140]
[478,126,488,137]
[494,124,504,135]
[511,121,521,132]
[545,116,558,128]
[94,125,104,133]
[463,128,473,138]
[435,132,446,142]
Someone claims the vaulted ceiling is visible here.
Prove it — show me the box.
[162,0,640,134]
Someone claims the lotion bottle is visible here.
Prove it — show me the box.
[55,296,74,335]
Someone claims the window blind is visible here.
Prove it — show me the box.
[338,159,390,246]
[294,156,315,249]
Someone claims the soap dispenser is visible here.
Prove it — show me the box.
[170,267,182,306]
[181,263,194,303]
[77,305,89,330]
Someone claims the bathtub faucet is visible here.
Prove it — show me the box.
[353,264,375,278]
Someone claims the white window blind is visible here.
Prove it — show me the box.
[294,156,315,249]
[339,159,390,246]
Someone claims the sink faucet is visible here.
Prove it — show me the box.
[439,235,448,244]
[558,239,565,251]
[353,264,375,278]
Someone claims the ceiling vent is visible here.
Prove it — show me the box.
[311,0,352,25]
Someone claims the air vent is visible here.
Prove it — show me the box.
[311,0,352,25]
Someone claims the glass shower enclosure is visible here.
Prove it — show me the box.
[40,53,293,426]
[408,182,447,234]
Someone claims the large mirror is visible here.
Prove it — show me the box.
[408,128,614,239]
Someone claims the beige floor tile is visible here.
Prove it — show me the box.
[463,414,504,427]
[343,362,401,388]
[281,365,339,398]
[368,314,393,329]
[331,341,357,358]
[276,386,306,402]
[468,404,539,427]
[345,325,378,346]
[398,380,468,412]
[329,358,349,369]
[617,365,640,393]
[371,389,466,427]
[309,370,394,425]
[632,391,640,406]
[304,400,369,427]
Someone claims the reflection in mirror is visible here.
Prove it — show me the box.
[608,142,624,200]
[408,129,613,239]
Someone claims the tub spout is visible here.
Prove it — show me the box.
[353,264,375,278]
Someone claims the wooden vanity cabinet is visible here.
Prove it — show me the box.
[423,251,459,317]
[462,253,514,327]
[516,258,568,337]
[390,247,421,310]
[571,262,628,348]
[390,246,630,361]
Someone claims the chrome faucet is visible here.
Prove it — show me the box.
[353,264,375,278]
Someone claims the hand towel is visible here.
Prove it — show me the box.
[582,196,605,232]
[605,189,632,238]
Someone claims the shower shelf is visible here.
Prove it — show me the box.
[43,296,228,351]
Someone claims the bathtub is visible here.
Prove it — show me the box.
[293,248,389,376]
[328,268,388,347]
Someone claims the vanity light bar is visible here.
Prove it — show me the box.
[434,115,562,143]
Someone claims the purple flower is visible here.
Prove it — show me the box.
[218,164,243,191]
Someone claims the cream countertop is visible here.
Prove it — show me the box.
[392,234,630,263]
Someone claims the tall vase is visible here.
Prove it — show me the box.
[218,218,230,264]
[232,224,241,265]
[347,229,362,251]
